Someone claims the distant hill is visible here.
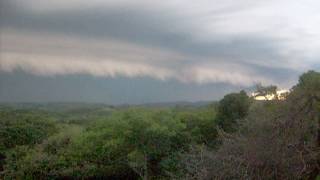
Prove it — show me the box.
[134,101,215,108]
[0,101,215,110]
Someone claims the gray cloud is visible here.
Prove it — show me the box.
[0,71,242,104]
[0,30,280,86]
[1,0,319,91]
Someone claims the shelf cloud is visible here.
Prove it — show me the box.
[1,0,320,90]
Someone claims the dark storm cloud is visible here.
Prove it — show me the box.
[1,0,319,94]
[0,0,283,61]
[0,71,240,104]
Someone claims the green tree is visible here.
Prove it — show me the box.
[289,70,320,178]
[0,109,57,172]
[216,90,251,132]
[254,83,278,100]
[181,70,320,179]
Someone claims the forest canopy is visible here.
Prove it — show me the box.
[0,70,319,179]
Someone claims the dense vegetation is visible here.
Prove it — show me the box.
[0,71,319,179]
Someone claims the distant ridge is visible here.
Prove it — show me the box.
[0,101,215,109]
[133,101,215,108]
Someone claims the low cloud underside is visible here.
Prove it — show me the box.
[1,0,320,89]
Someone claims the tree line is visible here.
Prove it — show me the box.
[0,70,319,179]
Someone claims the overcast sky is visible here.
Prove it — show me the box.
[0,0,319,104]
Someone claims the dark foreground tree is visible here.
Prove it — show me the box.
[216,90,251,132]
[181,71,320,179]
[254,83,278,100]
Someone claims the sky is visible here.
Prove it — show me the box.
[0,0,319,104]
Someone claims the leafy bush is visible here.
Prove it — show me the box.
[181,71,320,179]
[216,90,251,132]
[0,109,57,151]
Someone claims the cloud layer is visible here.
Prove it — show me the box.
[1,0,320,88]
